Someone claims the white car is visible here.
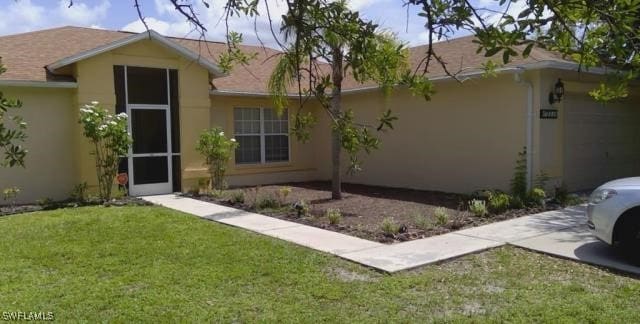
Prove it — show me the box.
[587,177,640,252]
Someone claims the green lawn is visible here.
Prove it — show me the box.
[1,206,639,322]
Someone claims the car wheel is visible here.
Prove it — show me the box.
[617,218,640,263]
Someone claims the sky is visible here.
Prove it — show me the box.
[0,0,521,47]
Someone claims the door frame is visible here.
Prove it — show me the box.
[124,66,174,196]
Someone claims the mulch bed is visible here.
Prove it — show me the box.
[188,181,562,244]
[0,197,152,217]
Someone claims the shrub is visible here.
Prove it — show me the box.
[196,127,239,190]
[535,170,550,190]
[326,208,342,225]
[510,147,528,200]
[2,187,20,207]
[257,195,280,210]
[381,217,400,235]
[245,186,261,208]
[229,190,245,204]
[554,183,570,205]
[292,199,310,217]
[413,213,433,231]
[78,102,132,201]
[528,188,546,207]
[70,182,88,203]
[488,192,511,214]
[468,199,488,217]
[434,207,449,226]
[510,196,525,209]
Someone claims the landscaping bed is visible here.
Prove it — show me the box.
[187,181,577,243]
[0,196,152,217]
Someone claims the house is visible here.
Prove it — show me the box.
[1,26,639,203]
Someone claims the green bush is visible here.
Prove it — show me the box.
[510,147,528,200]
[381,217,400,235]
[229,191,245,204]
[434,207,449,226]
[326,208,342,225]
[468,199,488,217]
[196,127,239,190]
[257,195,280,210]
[528,188,546,207]
[70,182,88,203]
[488,192,511,214]
[413,213,433,231]
[510,196,525,209]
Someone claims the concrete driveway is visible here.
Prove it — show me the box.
[510,219,640,275]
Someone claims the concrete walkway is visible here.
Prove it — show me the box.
[143,195,640,275]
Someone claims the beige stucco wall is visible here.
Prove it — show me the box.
[534,69,640,191]
[310,74,529,193]
[200,96,324,190]
[73,39,211,191]
[0,87,76,203]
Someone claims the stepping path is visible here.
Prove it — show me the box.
[143,195,640,275]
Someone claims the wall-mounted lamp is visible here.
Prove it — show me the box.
[548,78,565,105]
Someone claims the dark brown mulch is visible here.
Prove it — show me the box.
[0,197,153,217]
[189,181,560,244]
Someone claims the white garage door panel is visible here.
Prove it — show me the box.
[564,95,640,191]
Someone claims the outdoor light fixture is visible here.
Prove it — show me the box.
[548,78,565,104]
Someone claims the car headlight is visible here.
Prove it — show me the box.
[589,189,617,204]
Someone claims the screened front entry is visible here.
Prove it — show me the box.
[114,66,181,196]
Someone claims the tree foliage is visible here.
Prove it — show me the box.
[265,0,432,198]
[0,61,27,168]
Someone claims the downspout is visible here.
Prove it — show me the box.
[514,70,534,190]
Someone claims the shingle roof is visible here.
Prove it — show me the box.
[0,26,574,92]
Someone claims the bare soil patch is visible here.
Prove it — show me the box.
[188,181,560,244]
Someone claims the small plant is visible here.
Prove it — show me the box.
[112,186,128,199]
[510,147,528,201]
[78,102,132,201]
[381,217,400,235]
[528,188,546,207]
[70,182,88,203]
[326,208,342,225]
[535,170,550,190]
[275,186,292,205]
[554,183,570,206]
[488,192,511,214]
[36,197,56,210]
[229,190,245,204]
[413,213,433,231]
[434,207,449,226]
[510,196,524,209]
[197,177,210,195]
[468,199,488,217]
[292,199,310,217]
[245,186,261,208]
[257,194,280,210]
[2,187,20,207]
[196,127,239,190]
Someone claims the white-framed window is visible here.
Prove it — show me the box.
[234,107,289,164]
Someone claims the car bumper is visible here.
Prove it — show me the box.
[587,198,626,245]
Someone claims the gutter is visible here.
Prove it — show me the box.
[0,80,78,88]
[210,60,599,98]
[514,70,534,190]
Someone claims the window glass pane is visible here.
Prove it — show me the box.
[126,67,168,105]
[131,109,167,154]
[265,135,289,162]
[264,108,288,134]
[234,108,261,134]
[235,136,261,164]
[133,156,168,184]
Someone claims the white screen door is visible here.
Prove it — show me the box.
[125,66,173,196]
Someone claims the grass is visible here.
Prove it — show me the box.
[1,206,640,322]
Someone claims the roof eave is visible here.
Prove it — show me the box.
[0,80,78,88]
[46,30,227,78]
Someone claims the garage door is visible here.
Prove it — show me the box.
[564,94,640,191]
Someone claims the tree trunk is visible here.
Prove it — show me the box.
[330,48,344,200]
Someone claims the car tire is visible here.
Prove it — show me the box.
[617,218,640,264]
